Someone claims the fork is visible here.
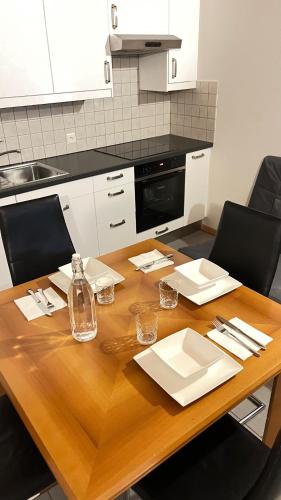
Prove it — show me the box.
[212,319,260,357]
[37,288,55,310]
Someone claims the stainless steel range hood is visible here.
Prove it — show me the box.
[109,34,182,55]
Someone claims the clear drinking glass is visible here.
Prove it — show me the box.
[95,275,115,304]
[136,309,158,345]
[159,280,178,309]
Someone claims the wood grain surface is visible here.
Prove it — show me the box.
[0,239,280,499]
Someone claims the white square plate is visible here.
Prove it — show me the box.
[151,329,223,379]
[134,330,243,407]
[175,258,228,288]
[50,258,125,294]
[163,272,242,305]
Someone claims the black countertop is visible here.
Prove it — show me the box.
[0,135,212,198]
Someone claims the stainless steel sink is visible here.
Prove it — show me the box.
[0,162,68,190]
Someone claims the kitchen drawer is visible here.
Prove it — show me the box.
[93,167,134,192]
[16,177,94,202]
[95,183,135,225]
[136,216,185,242]
[98,216,136,255]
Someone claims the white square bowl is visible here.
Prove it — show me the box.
[174,258,228,288]
[151,329,223,379]
[58,257,125,291]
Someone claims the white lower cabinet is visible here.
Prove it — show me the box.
[184,149,211,224]
[94,168,136,254]
[0,196,17,291]
[16,178,99,258]
[97,217,136,255]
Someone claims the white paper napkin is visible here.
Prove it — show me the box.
[207,317,273,360]
[129,249,174,274]
[14,287,67,321]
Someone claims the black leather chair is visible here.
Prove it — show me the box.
[0,195,74,498]
[0,395,55,500]
[134,414,281,500]
[181,201,281,297]
[208,201,281,296]
[248,155,281,218]
[0,194,75,286]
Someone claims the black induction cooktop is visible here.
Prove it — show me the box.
[96,137,177,160]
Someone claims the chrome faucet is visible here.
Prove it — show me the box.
[0,149,21,157]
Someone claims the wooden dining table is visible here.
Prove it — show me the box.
[0,239,280,499]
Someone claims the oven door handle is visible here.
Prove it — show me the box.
[135,166,185,183]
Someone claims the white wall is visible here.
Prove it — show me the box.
[198,0,281,228]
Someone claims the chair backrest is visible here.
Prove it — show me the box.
[249,156,281,218]
[245,428,281,500]
[209,201,281,296]
[0,195,75,286]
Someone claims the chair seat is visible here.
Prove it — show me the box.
[134,415,270,500]
[0,395,54,500]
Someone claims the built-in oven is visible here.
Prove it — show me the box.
[135,155,186,234]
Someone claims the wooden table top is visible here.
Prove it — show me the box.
[0,239,281,500]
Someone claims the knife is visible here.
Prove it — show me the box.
[27,289,53,317]
[216,315,266,351]
[135,253,174,271]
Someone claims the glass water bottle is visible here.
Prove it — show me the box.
[68,253,97,342]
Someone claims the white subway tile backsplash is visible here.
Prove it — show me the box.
[170,80,218,142]
[55,142,67,155]
[1,109,15,122]
[31,133,43,147]
[27,106,40,119]
[41,117,53,132]
[14,107,27,121]
[5,136,19,149]
[63,115,75,129]
[21,147,34,162]
[0,56,217,166]
[33,146,45,159]
[9,151,22,163]
[18,134,31,148]
[16,120,29,135]
[54,129,65,143]
[52,115,64,130]
[28,119,42,134]
[3,121,17,137]
[43,130,55,145]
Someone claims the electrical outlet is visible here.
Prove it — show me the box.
[66,132,76,144]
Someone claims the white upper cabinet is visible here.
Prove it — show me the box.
[0,0,53,100]
[168,0,200,85]
[44,0,112,94]
[108,0,169,34]
[139,0,200,92]
[0,0,112,108]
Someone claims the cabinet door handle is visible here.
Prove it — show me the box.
[192,153,205,160]
[108,189,124,197]
[110,219,125,228]
[107,173,124,181]
[104,61,111,84]
[155,226,169,235]
[111,4,118,29]
[63,204,70,211]
[172,58,177,79]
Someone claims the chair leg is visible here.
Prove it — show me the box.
[28,481,57,499]
[239,394,266,425]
